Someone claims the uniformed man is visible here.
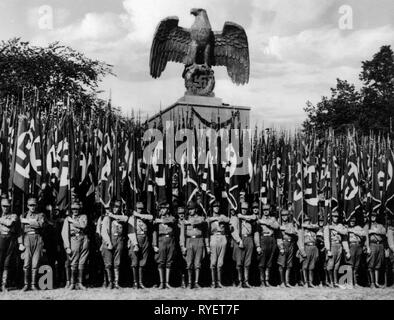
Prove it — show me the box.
[126,201,153,289]
[276,208,297,288]
[347,215,366,288]
[101,200,127,289]
[366,210,386,288]
[61,202,89,290]
[324,210,350,288]
[0,198,19,291]
[19,197,46,291]
[95,204,108,288]
[256,203,279,287]
[180,201,209,289]
[230,202,258,288]
[177,205,188,288]
[297,214,319,288]
[387,215,394,288]
[316,214,327,287]
[153,202,177,289]
[206,200,230,288]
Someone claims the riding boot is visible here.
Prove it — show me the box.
[114,268,121,289]
[369,269,377,288]
[22,269,30,291]
[308,270,315,288]
[77,267,87,290]
[106,268,113,289]
[132,267,139,288]
[69,268,76,290]
[279,267,285,288]
[187,269,193,289]
[265,268,271,287]
[243,267,252,288]
[327,270,334,288]
[158,268,165,289]
[194,269,201,289]
[285,268,293,287]
[259,268,266,287]
[181,272,187,288]
[139,267,146,289]
[2,269,8,292]
[302,269,309,288]
[65,267,71,289]
[165,268,175,289]
[236,268,243,287]
[217,268,224,288]
[211,268,217,288]
[375,270,381,288]
[31,269,39,291]
[333,269,339,288]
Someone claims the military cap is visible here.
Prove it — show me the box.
[114,200,122,206]
[136,202,144,209]
[187,201,196,209]
[262,204,270,210]
[241,202,249,209]
[177,206,185,214]
[281,209,289,216]
[27,198,37,205]
[1,198,10,207]
[71,202,80,210]
[212,200,220,208]
[252,201,259,209]
[371,210,378,216]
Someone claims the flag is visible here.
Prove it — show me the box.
[13,115,31,193]
[385,148,394,214]
[29,115,43,188]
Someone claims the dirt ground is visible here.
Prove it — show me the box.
[1,285,393,300]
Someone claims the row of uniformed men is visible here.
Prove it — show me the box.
[0,197,393,291]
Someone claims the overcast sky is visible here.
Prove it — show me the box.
[1,0,394,128]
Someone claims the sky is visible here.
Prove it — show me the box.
[1,0,394,129]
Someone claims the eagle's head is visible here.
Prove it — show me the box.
[190,8,206,16]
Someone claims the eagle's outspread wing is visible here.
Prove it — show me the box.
[150,17,191,78]
[213,22,250,85]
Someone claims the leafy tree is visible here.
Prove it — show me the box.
[303,45,394,136]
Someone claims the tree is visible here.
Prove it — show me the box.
[303,45,394,136]
[0,38,113,114]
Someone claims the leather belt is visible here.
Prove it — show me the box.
[71,233,83,237]
[350,241,360,245]
[370,240,382,244]
[113,233,121,236]
[263,233,273,237]
[212,232,225,236]
[26,231,37,235]
[137,233,146,236]
[283,239,292,243]
[331,241,341,244]
[305,242,316,246]
[159,234,171,238]
[0,232,10,235]
[242,235,252,238]
[188,235,202,239]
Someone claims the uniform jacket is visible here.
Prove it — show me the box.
[230,214,259,246]
[387,226,394,252]
[127,211,153,248]
[179,215,209,251]
[368,223,386,246]
[61,214,88,250]
[277,222,297,251]
[152,215,177,247]
[0,212,19,235]
[297,223,319,256]
[348,226,366,244]
[323,223,350,254]
[18,211,46,244]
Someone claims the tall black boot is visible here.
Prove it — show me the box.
[106,268,113,289]
[285,268,293,288]
[187,269,193,289]
[158,268,165,289]
[22,269,30,291]
[353,269,361,288]
[375,270,381,288]
[333,269,339,288]
[69,268,76,290]
[31,269,39,291]
[77,267,87,290]
[165,268,175,289]
[265,268,271,287]
[1,269,8,292]
[369,269,376,288]
[279,267,285,288]
[243,267,252,288]
[138,267,146,289]
[211,268,217,288]
[308,270,315,288]
[390,269,394,288]
[236,268,243,287]
[259,268,266,287]
[132,267,139,288]
[65,266,71,289]
[114,268,121,289]
[101,268,108,288]
[327,270,334,288]
[194,269,201,289]
[217,268,224,288]
[302,269,308,288]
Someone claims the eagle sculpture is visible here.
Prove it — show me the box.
[149,8,250,88]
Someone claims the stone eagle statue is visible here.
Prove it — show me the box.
[149,8,249,94]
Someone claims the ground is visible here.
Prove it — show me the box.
[0,286,393,300]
